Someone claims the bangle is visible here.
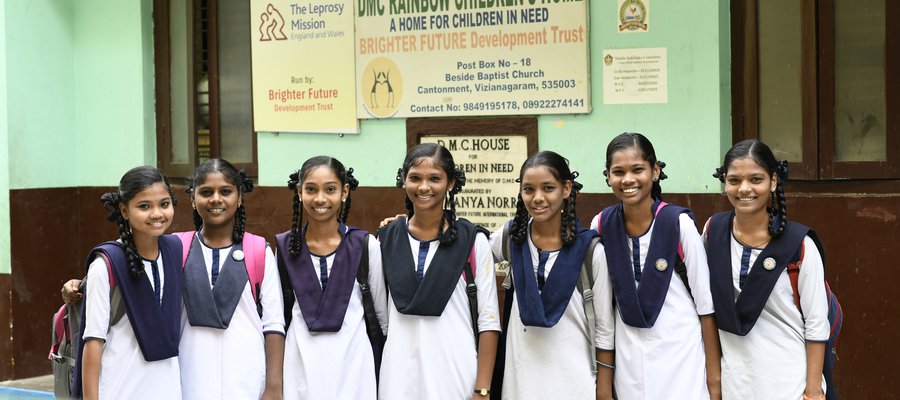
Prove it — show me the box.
[595,360,615,370]
[803,394,824,400]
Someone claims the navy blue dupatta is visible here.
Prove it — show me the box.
[706,211,812,336]
[601,201,690,328]
[510,226,598,327]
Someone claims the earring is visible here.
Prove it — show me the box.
[653,176,659,182]
[342,198,346,203]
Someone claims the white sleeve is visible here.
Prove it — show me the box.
[679,213,715,315]
[366,235,389,335]
[589,212,601,232]
[260,246,286,335]
[474,232,501,332]
[83,256,111,341]
[798,236,830,341]
[591,240,615,351]
[488,224,507,263]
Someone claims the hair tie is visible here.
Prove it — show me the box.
[346,167,360,191]
[776,160,790,180]
[453,168,467,194]
[713,166,726,182]
[100,192,122,222]
[570,171,583,191]
[238,169,255,193]
[395,168,404,188]
[287,171,300,190]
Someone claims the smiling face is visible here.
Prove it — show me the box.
[520,165,571,224]
[120,182,175,239]
[607,147,659,208]
[724,157,777,216]
[192,171,240,230]
[299,166,348,224]
[404,156,451,214]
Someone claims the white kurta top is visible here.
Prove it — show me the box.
[281,234,388,400]
[590,212,715,400]
[703,227,829,400]
[378,231,501,400]
[179,236,286,400]
[490,222,615,400]
[83,251,181,400]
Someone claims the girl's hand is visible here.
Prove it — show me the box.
[470,394,489,400]
[379,214,407,228]
[707,382,722,400]
[802,389,825,400]
[61,279,83,305]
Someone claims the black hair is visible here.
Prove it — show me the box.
[101,166,177,278]
[510,151,582,246]
[713,139,789,237]
[287,156,359,255]
[395,143,465,244]
[185,159,254,243]
[603,132,668,202]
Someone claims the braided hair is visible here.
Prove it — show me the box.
[396,143,465,244]
[101,166,178,278]
[713,139,789,237]
[603,132,668,202]
[185,159,255,243]
[510,151,582,246]
[287,156,359,255]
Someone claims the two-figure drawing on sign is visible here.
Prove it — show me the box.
[370,70,395,109]
[259,3,287,42]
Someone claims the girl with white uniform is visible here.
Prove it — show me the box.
[78,166,183,400]
[490,151,615,400]
[277,156,388,400]
[378,143,501,400]
[178,159,285,400]
[590,132,722,399]
[705,139,829,400]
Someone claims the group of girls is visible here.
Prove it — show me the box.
[64,133,829,400]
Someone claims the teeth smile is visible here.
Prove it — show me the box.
[417,195,433,200]
[208,208,224,213]
[737,197,756,202]
[623,187,638,194]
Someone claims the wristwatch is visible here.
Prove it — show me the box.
[474,388,491,397]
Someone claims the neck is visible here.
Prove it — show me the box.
[200,223,234,248]
[132,233,160,260]
[530,216,563,250]
[408,206,444,241]
[622,196,654,236]
[733,209,769,234]
[305,218,341,241]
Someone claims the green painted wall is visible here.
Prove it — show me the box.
[6,0,155,190]
[258,0,731,194]
[1,0,10,274]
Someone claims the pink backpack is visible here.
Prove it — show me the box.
[175,231,268,303]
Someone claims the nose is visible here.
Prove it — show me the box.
[738,180,752,194]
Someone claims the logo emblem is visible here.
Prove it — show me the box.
[655,258,668,271]
[763,257,776,271]
[604,54,614,66]
[259,3,288,42]
[232,250,245,262]
[618,0,649,32]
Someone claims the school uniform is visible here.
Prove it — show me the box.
[704,215,829,400]
[82,239,182,400]
[590,205,715,400]
[178,233,286,400]
[489,221,615,400]
[277,226,388,400]
[378,218,501,400]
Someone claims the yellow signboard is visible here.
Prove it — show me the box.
[251,0,358,133]
[356,0,591,118]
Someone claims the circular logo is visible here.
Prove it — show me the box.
[763,257,776,271]
[232,250,245,262]
[655,258,668,271]
[619,0,648,32]
[361,57,403,118]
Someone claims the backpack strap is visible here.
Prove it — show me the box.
[655,202,691,296]
[50,305,68,359]
[463,242,479,347]
[576,237,600,375]
[97,252,126,325]
[786,241,806,314]
[242,233,268,308]
[500,222,513,291]
[176,231,195,268]
[355,234,385,378]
